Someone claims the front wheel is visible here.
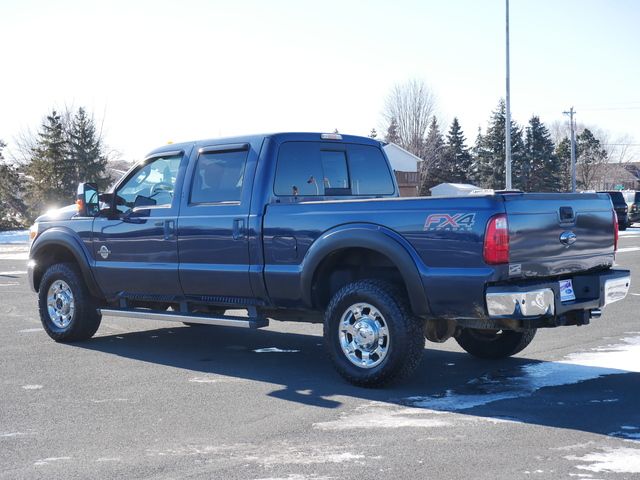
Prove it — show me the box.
[324,280,425,387]
[38,263,102,342]
[455,328,536,359]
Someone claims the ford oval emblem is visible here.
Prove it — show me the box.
[560,231,577,246]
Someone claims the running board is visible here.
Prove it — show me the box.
[98,308,268,329]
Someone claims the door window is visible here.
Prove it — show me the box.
[115,154,182,213]
[190,150,248,204]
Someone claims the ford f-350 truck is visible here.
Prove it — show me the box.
[28,132,630,386]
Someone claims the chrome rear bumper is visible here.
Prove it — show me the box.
[485,269,630,320]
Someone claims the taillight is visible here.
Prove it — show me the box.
[613,209,619,252]
[483,214,509,264]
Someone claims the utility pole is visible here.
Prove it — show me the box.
[505,0,512,190]
[563,107,577,192]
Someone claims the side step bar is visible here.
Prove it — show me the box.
[99,308,269,329]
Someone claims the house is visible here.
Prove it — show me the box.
[383,143,422,197]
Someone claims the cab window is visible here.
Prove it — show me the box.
[115,155,182,213]
[190,149,247,204]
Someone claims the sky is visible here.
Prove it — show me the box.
[1,0,639,162]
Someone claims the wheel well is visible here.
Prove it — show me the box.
[311,247,408,310]
[32,245,78,292]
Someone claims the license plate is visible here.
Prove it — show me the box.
[559,279,576,302]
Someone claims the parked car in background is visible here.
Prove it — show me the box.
[622,190,640,225]
[599,191,629,230]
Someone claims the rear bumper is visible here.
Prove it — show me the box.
[479,268,630,329]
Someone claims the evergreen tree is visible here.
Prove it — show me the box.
[369,128,378,139]
[0,140,27,229]
[576,128,608,190]
[384,117,400,144]
[469,127,484,184]
[26,110,75,209]
[419,116,446,195]
[523,116,561,192]
[68,107,109,189]
[443,117,472,184]
[474,99,525,190]
[555,137,572,191]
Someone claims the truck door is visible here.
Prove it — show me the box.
[177,143,255,301]
[92,150,187,299]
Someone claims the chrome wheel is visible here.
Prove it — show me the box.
[339,302,390,369]
[46,280,75,329]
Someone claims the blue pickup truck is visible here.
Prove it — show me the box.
[28,132,630,386]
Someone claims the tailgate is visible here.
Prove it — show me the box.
[504,193,615,278]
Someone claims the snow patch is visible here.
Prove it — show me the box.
[22,384,43,390]
[0,432,28,437]
[314,402,452,430]
[90,398,128,403]
[188,376,237,384]
[19,328,43,333]
[253,347,300,353]
[616,246,640,253]
[34,456,72,466]
[404,336,640,411]
[567,447,640,474]
[0,270,27,275]
[0,230,29,244]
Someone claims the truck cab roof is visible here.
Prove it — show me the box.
[146,132,383,158]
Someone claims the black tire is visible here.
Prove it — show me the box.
[324,280,425,387]
[619,225,627,231]
[38,263,101,342]
[455,328,536,359]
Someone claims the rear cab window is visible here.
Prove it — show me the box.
[274,141,395,198]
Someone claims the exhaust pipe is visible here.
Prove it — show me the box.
[590,308,602,319]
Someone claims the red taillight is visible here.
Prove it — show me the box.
[483,214,509,265]
[613,209,619,252]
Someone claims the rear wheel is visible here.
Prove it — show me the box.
[324,280,424,387]
[455,328,536,359]
[38,263,101,342]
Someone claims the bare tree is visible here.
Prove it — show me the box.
[382,79,436,158]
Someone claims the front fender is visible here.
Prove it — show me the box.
[29,227,103,298]
[300,223,431,317]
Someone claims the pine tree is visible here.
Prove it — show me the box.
[576,128,608,190]
[470,127,484,184]
[523,116,561,192]
[384,118,400,144]
[443,117,472,184]
[419,117,446,195]
[555,137,572,191]
[0,140,27,228]
[474,99,525,190]
[26,110,75,209]
[68,107,109,189]
[369,128,378,139]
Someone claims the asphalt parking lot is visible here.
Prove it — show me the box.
[1,231,639,479]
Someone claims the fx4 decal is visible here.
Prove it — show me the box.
[424,213,476,231]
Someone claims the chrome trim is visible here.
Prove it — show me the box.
[99,308,268,329]
[604,276,630,306]
[486,288,555,317]
[559,231,577,246]
[338,302,390,369]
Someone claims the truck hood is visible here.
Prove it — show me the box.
[35,204,78,223]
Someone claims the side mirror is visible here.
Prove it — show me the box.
[76,183,100,217]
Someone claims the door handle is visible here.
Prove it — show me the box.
[163,220,175,240]
[233,218,246,240]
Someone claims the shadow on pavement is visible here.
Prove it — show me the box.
[76,323,640,440]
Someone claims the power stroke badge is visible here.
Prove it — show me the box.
[424,213,476,232]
